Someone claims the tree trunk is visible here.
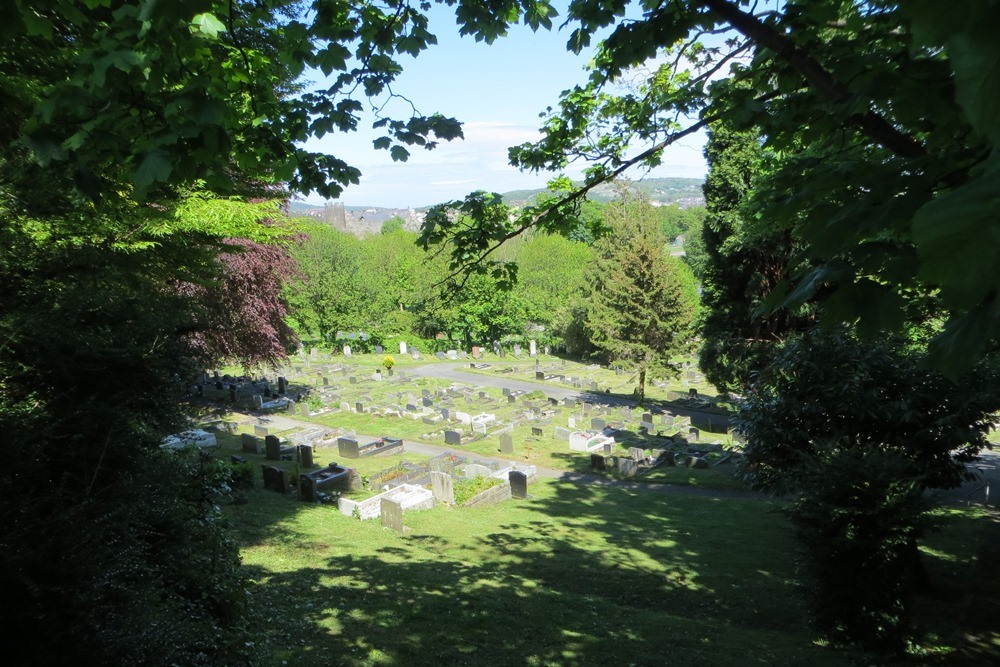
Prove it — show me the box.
[637,367,646,406]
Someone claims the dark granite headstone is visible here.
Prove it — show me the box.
[531,426,543,437]
[590,454,606,470]
[509,470,528,499]
[444,430,462,445]
[264,435,281,460]
[298,444,314,468]
[261,465,287,493]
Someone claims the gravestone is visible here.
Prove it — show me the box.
[299,402,310,417]
[252,395,263,409]
[422,397,433,407]
[264,435,281,461]
[507,394,517,404]
[499,433,514,454]
[513,344,522,356]
[628,447,645,462]
[464,463,491,478]
[241,433,260,454]
[509,470,528,499]
[349,376,357,385]
[444,430,462,445]
[642,412,653,423]
[261,465,288,493]
[688,456,709,469]
[298,444,314,468]
[441,408,450,420]
[529,340,537,356]
[375,344,383,354]
[343,345,352,357]
[689,427,700,441]
[591,417,606,431]
[431,471,455,504]
[590,454,607,470]
[355,401,364,413]
[322,376,329,386]
[381,498,404,533]
[536,371,545,380]
[554,426,570,441]
[278,376,286,394]
[531,426,543,437]
[472,422,487,435]
[622,407,632,420]
[492,340,500,355]
[399,341,408,354]
[618,458,639,477]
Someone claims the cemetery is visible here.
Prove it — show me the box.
[163,347,993,666]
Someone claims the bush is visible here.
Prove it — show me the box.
[787,447,929,654]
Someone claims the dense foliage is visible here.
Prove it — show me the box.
[738,330,1000,652]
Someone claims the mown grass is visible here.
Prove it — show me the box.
[219,414,997,667]
[228,477,858,667]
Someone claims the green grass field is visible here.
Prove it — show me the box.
[224,469,993,667]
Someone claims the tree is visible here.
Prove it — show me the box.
[585,189,699,405]
[421,0,1000,376]
[381,215,406,235]
[737,329,1000,652]
[698,120,809,393]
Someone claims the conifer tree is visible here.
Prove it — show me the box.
[585,189,699,405]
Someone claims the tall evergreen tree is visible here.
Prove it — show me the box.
[585,189,699,405]
[698,120,809,393]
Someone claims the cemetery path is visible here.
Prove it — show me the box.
[408,363,735,425]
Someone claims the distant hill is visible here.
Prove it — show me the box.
[500,177,705,207]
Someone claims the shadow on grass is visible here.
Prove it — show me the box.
[230,469,861,667]
[220,428,998,667]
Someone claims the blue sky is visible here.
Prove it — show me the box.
[299,6,708,208]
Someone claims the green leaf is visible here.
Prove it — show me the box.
[191,12,226,39]
[389,145,409,162]
[948,8,1000,144]
[134,149,172,189]
[372,137,391,150]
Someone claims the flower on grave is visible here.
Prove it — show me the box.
[382,355,395,370]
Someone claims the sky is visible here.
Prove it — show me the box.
[299,6,708,209]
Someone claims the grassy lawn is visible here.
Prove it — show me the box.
[228,477,856,667]
[211,406,998,666]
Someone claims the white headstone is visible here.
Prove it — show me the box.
[399,341,408,354]
[343,345,352,357]
[529,340,537,356]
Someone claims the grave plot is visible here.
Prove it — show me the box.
[338,484,434,520]
[299,463,363,503]
[337,435,404,459]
